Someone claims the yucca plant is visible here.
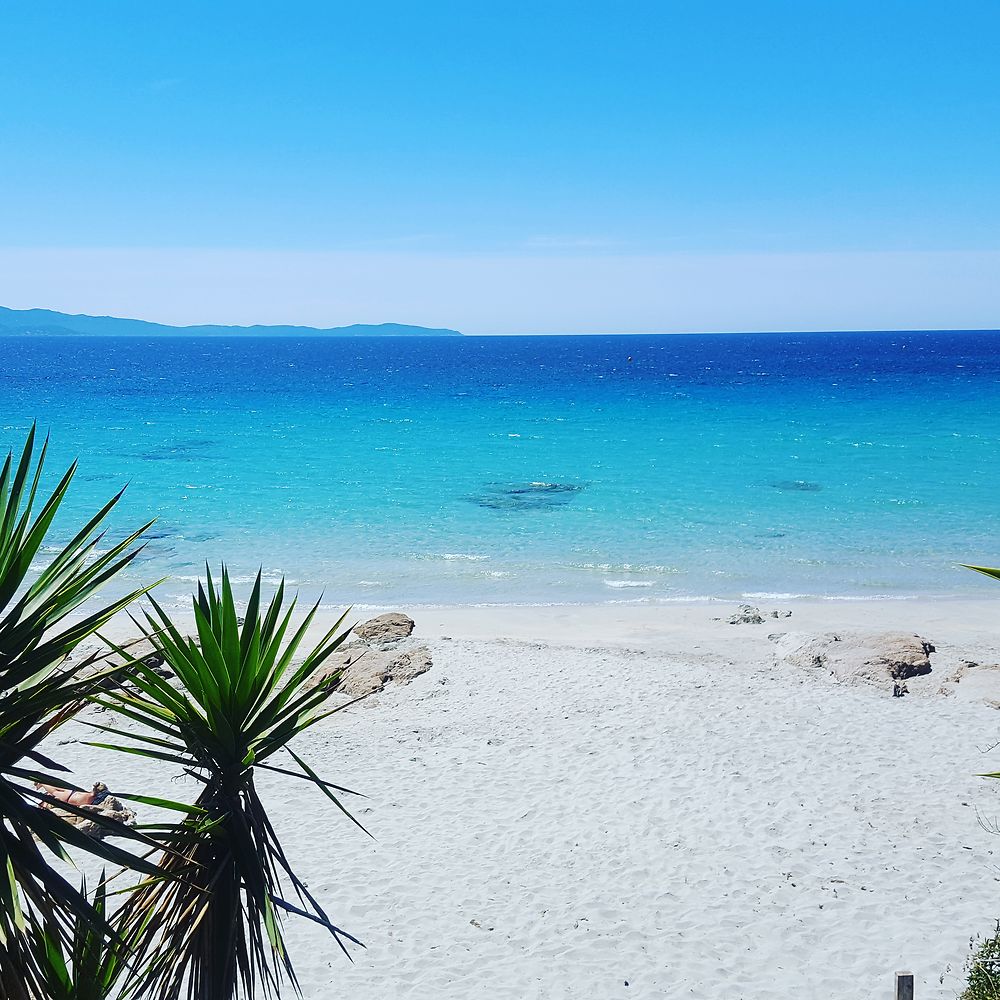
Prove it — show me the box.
[0,426,158,999]
[27,873,149,1000]
[95,566,367,1000]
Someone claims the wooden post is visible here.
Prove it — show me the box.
[895,971,914,1000]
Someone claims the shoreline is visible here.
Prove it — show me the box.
[99,593,1000,657]
[318,595,1000,649]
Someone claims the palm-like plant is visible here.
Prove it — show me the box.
[0,426,156,999]
[28,873,149,1000]
[96,566,366,1000]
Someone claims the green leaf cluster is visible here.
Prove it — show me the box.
[99,568,365,1000]
[962,923,1000,1000]
[0,427,364,1000]
[0,427,158,999]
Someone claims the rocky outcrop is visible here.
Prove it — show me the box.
[309,612,431,698]
[103,638,165,671]
[70,637,173,697]
[353,613,415,643]
[307,643,432,697]
[49,795,137,840]
[729,605,766,625]
[469,481,586,512]
[870,634,935,679]
[936,660,1000,707]
[722,605,793,625]
[341,646,432,697]
[769,631,935,688]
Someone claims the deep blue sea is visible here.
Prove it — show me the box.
[3,331,1000,608]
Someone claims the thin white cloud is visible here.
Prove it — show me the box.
[0,247,996,334]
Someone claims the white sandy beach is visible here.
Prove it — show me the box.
[56,598,1000,999]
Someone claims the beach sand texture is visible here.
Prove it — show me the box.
[57,601,1000,999]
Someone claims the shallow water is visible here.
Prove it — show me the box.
[3,331,1000,606]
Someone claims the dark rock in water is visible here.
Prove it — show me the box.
[473,495,531,511]
[140,439,218,462]
[506,483,582,496]
[470,481,585,512]
[771,480,823,493]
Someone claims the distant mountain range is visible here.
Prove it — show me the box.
[0,306,462,338]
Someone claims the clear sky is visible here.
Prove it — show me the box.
[1,2,997,333]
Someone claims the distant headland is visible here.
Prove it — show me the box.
[0,305,462,338]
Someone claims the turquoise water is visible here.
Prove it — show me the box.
[3,331,1000,608]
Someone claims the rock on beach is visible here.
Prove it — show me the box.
[353,612,415,643]
[309,612,431,697]
[49,795,137,840]
[769,630,935,687]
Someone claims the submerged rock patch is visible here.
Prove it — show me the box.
[470,481,586,512]
[771,480,823,493]
[139,439,218,462]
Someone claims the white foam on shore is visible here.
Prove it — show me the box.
[822,593,920,601]
[742,591,812,600]
[743,591,922,602]
[174,572,291,586]
[603,579,655,589]
[573,561,678,573]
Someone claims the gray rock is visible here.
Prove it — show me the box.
[73,637,169,693]
[49,795,137,840]
[384,647,433,686]
[872,634,935,679]
[104,637,165,672]
[717,606,792,625]
[936,659,1000,705]
[770,631,935,687]
[306,643,432,698]
[353,612,415,643]
[728,605,766,625]
[304,642,365,690]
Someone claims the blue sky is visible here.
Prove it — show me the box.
[1,2,998,332]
